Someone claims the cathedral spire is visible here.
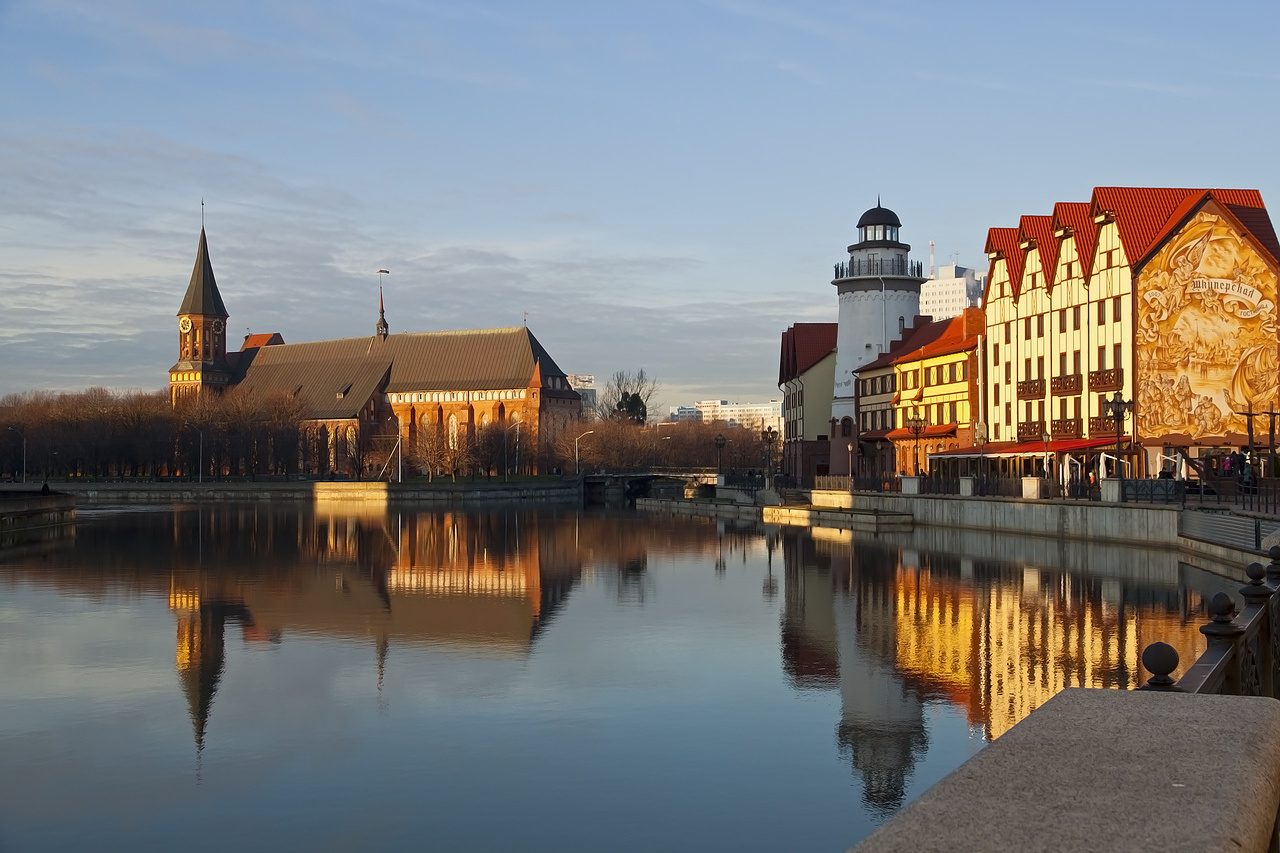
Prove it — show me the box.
[377,286,389,339]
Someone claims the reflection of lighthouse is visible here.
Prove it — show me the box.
[833,584,927,816]
[780,534,926,816]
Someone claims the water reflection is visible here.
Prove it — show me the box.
[780,527,1235,815]
[0,506,1241,851]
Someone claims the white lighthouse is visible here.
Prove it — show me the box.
[830,201,926,471]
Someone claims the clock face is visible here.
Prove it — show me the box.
[179,317,192,333]
[212,319,224,334]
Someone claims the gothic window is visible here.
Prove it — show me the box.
[448,414,459,449]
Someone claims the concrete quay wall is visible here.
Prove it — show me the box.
[812,490,1180,547]
[850,687,1280,853]
[0,492,76,536]
[7,480,581,506]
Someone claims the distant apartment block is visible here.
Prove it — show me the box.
[567,374,597,413]
[919,263,981,321]
[668,399,782,432]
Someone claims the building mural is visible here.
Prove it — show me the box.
[1136,209,1279,439]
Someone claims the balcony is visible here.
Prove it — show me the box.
[1088,367,1124,392]
[1051,418,1082,440]
[1017,420,1048,441]
[833,257,925,280]
[1017,379,1046,400]
[1051,374,1082,396]
[1090,416,1126,436]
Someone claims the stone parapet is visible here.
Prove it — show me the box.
[849,688,1280,853]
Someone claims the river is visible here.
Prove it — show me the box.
[0,504,1231,852]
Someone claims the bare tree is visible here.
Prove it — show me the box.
[595,369,660,422]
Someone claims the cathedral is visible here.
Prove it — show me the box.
[168,229,582,475]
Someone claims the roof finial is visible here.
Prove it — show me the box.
[201,197,205,229]
[877,193,881,208]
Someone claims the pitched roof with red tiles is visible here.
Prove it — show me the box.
[1018,215,1059,288]
[1090,187,1270,270]
[778,322,838,384]
[241,333,285,350]
[1131,189,1280,274]
[1049,202,1096,285]
[891,308,984,364]
[983,227,1024,304]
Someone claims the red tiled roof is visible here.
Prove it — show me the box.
[1018,214,1058,288]
[1090,187,1267,270]
[1049,202,1096,287]
[1131,189,1280,274]
[778,322,838,385]
[241,332,284,350]
[983,227,1024,303]
[890,309,983,364]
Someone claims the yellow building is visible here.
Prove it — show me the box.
[978,187,1280,477]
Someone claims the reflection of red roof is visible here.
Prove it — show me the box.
[778,323,838,385]
[984,227,1024,303]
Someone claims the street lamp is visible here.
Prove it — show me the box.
[762,426,777,480]
[847,442,854,485]
[183,421,203,484]
[575,429,594,474]
[1042,429,1051,480]
[6,426,25,484]
[714,433,726,475]
[905,414,928,475]
[1102,391,1133,478]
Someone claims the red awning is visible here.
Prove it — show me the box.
[886,424,957,440]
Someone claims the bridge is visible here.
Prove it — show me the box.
[582,468,767,505]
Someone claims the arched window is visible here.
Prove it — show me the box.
[898,316,906,334]
[840,417,853,437]
[448,414,458,449]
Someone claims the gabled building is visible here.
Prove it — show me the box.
[167,229,581,475]
[779,322,838,485]
[975,187,1280,478]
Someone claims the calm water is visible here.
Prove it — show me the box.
[0,504,1233,852]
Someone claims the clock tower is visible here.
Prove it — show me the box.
[169,228,231,406]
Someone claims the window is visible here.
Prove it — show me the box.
[841,417,852,437]
[1037,315,1044,337]
[1097,346,1106,370]
[1114,343,1123,372]
[1037,401,1044,422]
[1059,398,1066,419]
[1005,362,1011,383]
[1073,306,1081,330]
[1024,357,1032,379]
[899,316,906,334]
[1037,356,1044,380]
[1073,350,1081,374]
[1059,309,1066,332]
[1005,322,1011,344]
[1024,317,1032,338]
[1059,352,1067,375]
[1097,301,1105,325]
[1112,296,1121,321]
[994,384,1001,405]
[994,343,1000,365]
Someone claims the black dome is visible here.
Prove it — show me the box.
[857,204,901,229]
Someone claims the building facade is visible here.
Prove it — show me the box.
[919,263,981,321]
[168,229,581,475]
[978,187,1280,478]
[779,323,837,486]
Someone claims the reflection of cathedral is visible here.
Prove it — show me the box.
[779,529,1225,814]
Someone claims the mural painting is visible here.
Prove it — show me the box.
[1135,210,1279,439]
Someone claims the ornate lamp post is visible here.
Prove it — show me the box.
[574,429,594,474]
[6,426,25,484]
[714,433,726,475]
[905,414,928,475]
[1102,391,1132,478]
[847,442,854,484]
[1042,429,1051,480]
[761,426,777,480]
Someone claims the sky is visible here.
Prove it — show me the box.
[2,0,1279,412]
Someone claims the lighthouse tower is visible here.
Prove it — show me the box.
[829,201,926,472]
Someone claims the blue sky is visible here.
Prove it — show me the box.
[2,0,1278,410]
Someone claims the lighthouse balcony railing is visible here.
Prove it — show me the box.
[833,258,924,280]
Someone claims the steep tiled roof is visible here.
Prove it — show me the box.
[1090,187,1267,269]
[231,327,565,421]
[1132,189,1280,274]
[1049,202,1096,286]
[1018,215,1058,287]
[892,309,984,363]
[241,333,284,350]
[177,229,228,318]
[778,323,838,385]
[983,227,1024,303]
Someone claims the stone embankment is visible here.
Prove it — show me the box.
[0,491,76,547]
[1,479,581,506]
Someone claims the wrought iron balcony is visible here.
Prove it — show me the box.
[1051,374,1082,396]
[833,257,925,280]
[1051,418,1082,439]
[1017,379,1045,400]
[1088,367,1124,392]
[1017,420,1048,441]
